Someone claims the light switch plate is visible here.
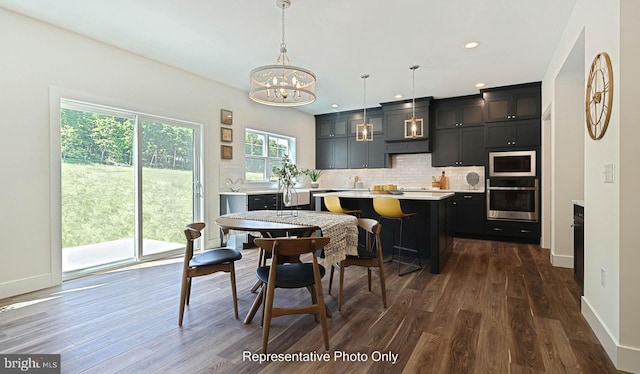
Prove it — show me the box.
[603,163,615,183]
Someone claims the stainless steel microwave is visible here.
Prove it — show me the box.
[489,150,536,177]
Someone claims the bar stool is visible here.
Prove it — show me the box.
[373,197,422,276]
[324,195,361,216]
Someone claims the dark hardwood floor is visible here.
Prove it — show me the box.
[0,238,626,373]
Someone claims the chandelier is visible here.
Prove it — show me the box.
[356,74,373,142]
[249,0,316,107]
[404,65,424,138]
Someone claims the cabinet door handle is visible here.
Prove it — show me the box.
[493,227,503,231]
[453,202,457,205]
[463,195,473,199]
[520,229,531,233]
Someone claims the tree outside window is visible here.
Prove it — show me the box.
[245,129,295,181]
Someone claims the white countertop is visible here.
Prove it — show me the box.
[220,188,310,196]
[220,187,483,195]
[573,200,585,207]
[313,190,455,201]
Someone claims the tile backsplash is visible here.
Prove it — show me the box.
[317,154,485,191]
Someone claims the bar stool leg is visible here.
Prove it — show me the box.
[395,215,422,276]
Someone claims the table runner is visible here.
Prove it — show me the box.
[222,210,359,265]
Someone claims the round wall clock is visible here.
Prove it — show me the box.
[585,52,613,140]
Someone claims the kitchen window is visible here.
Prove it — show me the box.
[244,128,296,181]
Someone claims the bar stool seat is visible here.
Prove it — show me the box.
[373,197,422,275]
[324,195,361,216]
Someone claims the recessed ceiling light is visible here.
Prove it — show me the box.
[331,104,339,108]
[464,41,480,49]
[475,82,486,88]
[394,94,403,99]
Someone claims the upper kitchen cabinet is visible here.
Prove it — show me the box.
[316,137,348,169]
[347,108,386,168]
[434,126,485,166]
[484,119,541,148]
[482,82,541,123]
[347,108,383,137]
[348,135,386,168]
[434,96,484,129]
[316,113,348,139]
[381,97,432,143]
[432,95,485,167]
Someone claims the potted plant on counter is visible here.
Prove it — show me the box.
[303,168,323,188]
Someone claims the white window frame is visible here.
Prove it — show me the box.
[245,128,296,182]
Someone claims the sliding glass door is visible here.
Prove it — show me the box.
[60,100,201,276]
[140,119,199,257]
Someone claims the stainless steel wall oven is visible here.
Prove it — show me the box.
[486,178,539,222]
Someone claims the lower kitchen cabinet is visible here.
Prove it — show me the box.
[453,193,485,235]
[485,219,540,240]
[574,204,584,293]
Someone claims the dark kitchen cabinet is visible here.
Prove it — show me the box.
[316,114,348,139]
[484,119,540,148]
[453,193,485,235]
[316,137,348,169]
[434,96,484,129]
[382,98,431,142]
[433,126,485,166]
[574,204,584,293]
[348,135,386,169]
[485,220,539,240]
[482,83,541,123]
[248,194,278,210]
[348,109,383,137]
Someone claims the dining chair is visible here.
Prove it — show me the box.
[253,236,331,353]
[329,218,387,311]
[179,222,242,326]
[324,195,361,216]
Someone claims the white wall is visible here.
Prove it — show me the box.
[542,0,640,370]
[618,0,640,364]
[550,41,584,267]
[0,8,315,299]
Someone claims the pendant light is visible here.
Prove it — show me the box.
[356,74,373,142]
[249,0,316,107]
[404,65,424,138]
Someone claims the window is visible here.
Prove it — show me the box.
[245,128,296,181]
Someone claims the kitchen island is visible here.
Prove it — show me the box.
[313,191,454,274]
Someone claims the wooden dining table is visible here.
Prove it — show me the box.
[215,210,359,324]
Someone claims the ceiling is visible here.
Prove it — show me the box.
[0,0,577,115]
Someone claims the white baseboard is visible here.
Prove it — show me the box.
[582,296,640,372]
[0,274,55,300]
[550,252,573,268]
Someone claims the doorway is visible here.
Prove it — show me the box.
[60,99,202,276]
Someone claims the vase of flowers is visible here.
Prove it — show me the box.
[272,154,300,209]
[303,169,323,188]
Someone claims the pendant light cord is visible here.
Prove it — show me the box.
[412,67,416,119]
[363,75,367,123]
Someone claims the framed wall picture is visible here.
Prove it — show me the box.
[221,109,233,125]
[221,145,233,160]
[221,127,233,142]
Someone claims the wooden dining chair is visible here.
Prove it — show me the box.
[253,236,331,353]
[179,222,242,326]
[329,218,387,311]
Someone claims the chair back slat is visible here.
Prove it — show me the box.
[254,237,330,257]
